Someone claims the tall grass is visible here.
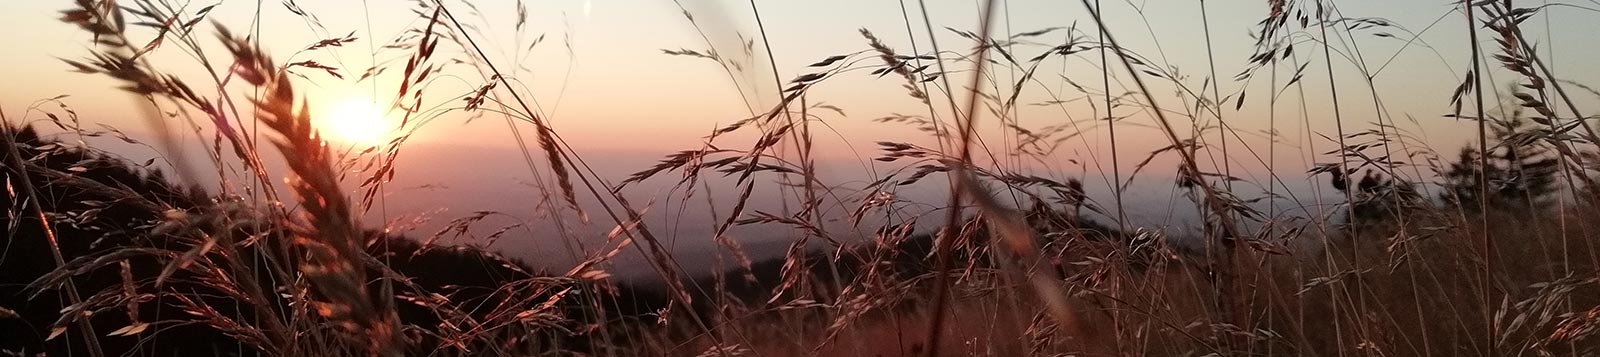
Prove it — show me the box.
[4,0,1600,356]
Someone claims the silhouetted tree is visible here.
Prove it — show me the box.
[1327,168,1425,226]
[1441,114,1560,213]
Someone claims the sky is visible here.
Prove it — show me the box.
[3,0,1599,276]
[8,0,1594,150]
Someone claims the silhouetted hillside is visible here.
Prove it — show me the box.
[0,124,650,355]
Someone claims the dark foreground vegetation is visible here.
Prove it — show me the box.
[7,0,1600,355]
[10,114,1600,355]
[0,121,1125,355]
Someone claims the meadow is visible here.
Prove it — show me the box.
[3,0,1600,356]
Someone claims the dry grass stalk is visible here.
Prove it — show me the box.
[13,1,1600,356]
[1,108,106,357]
[219,28,403,356]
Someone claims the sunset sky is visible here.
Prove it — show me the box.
[4,0,1599,274]
[8,1,1594,151]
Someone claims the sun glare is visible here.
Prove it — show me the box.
[319,96,389,146]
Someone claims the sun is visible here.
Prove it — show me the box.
[318,96,390,146]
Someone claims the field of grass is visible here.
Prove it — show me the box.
[4,0,1600,356]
